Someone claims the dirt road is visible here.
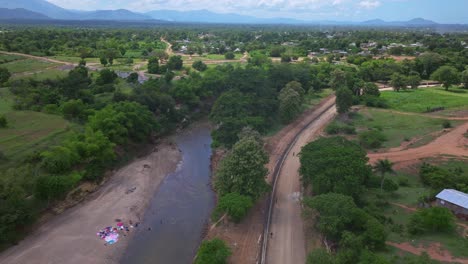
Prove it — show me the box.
[0,142,181,264]
[160,38,173,56]
[0,51,72,65]
[368,121,468,166]
[266,99,337,264]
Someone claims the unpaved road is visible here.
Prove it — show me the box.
[368,121,468,166]
[0,51,72,65]
[0,142,181,264]
[266,99,337,264]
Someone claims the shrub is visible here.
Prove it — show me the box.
[362,95,388,108]
[398,177,410,187]
[359,130,387,149]
[442,120,452,128]
[195,238,231,264]
[41,146,80,174]
[43,104,60,114]
[408,207,455,235]
[307,249,335,264]
[0,114,7,128]
[224,52,235,60]
[326,122,356,135]
[35,172,82,201]
[213,193,253,223]
[192,60,208,72]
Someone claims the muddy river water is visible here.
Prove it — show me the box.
[121,124,215,263]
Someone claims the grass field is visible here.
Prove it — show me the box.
[349,108,460,148]
[381,87,468,113]
[10,68,69,81]
[0,54,25,63]
[0,59,59,74]
[0,88,77,169]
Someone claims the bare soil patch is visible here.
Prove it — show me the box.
[387,242,468,264]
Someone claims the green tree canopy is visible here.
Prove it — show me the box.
[431,66,460,90]
[167,55,183,70]
[214,192,253,222]
[0,67,11,85]
[192,60,208,72]
[299,137,371,199]
[147,57,159,74]
[214,136,269,200]
[335,87,353,114]
[195,238,231,264]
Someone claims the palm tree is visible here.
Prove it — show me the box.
[374,159,394,191]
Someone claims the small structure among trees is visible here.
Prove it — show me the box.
[435,189,468,220]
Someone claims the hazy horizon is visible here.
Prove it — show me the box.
[45,0,468,24]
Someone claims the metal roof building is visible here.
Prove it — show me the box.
[435,189,468,219]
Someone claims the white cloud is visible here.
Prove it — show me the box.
[358,0,381,9]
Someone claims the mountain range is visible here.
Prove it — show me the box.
[0,0,447,26]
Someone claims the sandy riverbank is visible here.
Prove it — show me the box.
[0,141,182,264]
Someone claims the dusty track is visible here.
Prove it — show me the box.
[0,51,72,65]
[0,142,181,264]
[368,121,468,167]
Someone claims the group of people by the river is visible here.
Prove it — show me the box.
[96,220,140,245]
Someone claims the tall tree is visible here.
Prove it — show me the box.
[278,85,302,123]
[335,87,353,114]
[147,57,160,74]
[431,66,460,91]
[390,73,407,92]
[214,136,269,200]
[373,159,394,191]
[0,67,11,85]
[460,68,468,89]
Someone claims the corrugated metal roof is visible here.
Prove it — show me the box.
[436,189,468,209]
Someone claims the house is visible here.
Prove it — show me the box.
[435,189,468,220]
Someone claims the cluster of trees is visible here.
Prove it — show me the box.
[300,137,395,263]
[0,67,10,85]
[420,163,468,193]
[148,56,184,74]
[195,238,231,264]
[213,128,269,222]
[408,207,455,235]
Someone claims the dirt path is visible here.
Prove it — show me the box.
[370,108,468,121]
[266,102,337,264]
[160,38,173,56]
[0,142,181,264]
[387,242,468,264]
[368,121,468,167]
[0,51,71,65]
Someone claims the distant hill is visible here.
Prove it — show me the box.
[0,0,448,26]
[79,9,151,21]
[363,18,437,26]
[145,9,302,24]
[0,8,50,20]
[0,0,74,19]
[0,0,150,21]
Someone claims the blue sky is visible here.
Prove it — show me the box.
[46,0,468,23]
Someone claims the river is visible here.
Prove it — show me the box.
[121,124,215,263]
